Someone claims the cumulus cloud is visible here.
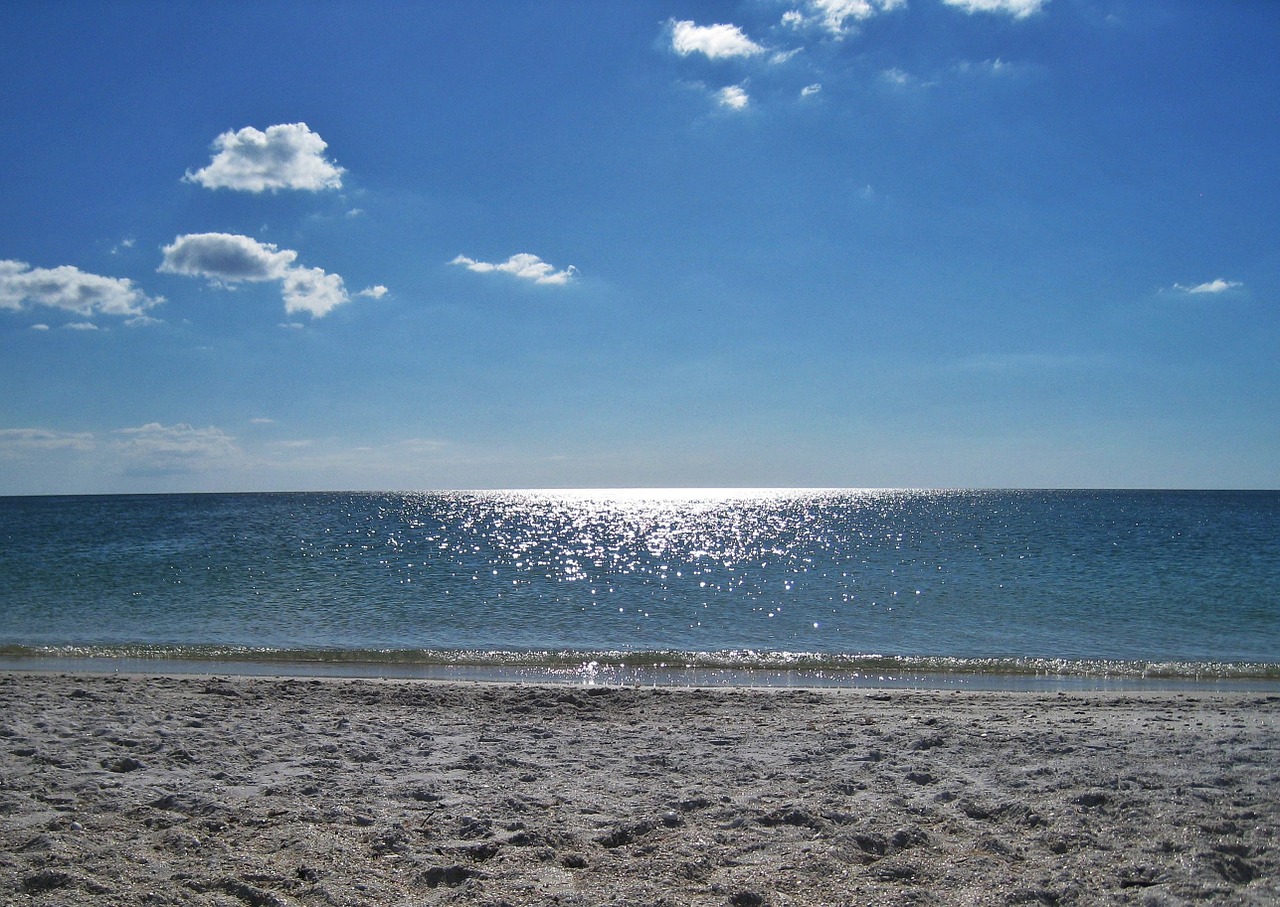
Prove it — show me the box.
[159,233,296,282]
[451,253,577,286]
[0,259,162,318]
[671,20,764,59]
[1174,279,1243,295]
[358,285,389,299]
[790,0,906,36]
[159,233,360,317]
[942,0,1048,18]
[184,123,345,192]
[281,266,348,318]
[718,85,750,110]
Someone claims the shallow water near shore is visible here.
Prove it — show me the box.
[2,488,1277,688]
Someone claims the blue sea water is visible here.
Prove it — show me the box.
[0,489,1277,687]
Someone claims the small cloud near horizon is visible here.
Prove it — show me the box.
[0,427,95,453]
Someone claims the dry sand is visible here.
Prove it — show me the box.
[1,672,1276,906]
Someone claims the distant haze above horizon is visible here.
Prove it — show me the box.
[1,1,1277,494]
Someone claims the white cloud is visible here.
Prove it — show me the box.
[718,85,751,110]
[358,284,389,299]
[793,0,906,36]
[30,323,49,331]
[671,20,764,59]
[1174,279,1243,295]
[159,233,357,318]
[112,422,242,473]
[0,428,95,454]
[282,266,348,318]
[184,123,345,192]
[942,0,1048,19]
[800,83,823,97]
[0,421,258,489]
[159,233,296,282]
[955,58,1015,78]
[451,253,577,286]
[64,321,98,331]
[0,259,162,318]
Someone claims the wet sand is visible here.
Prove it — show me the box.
[2,672,1277,905]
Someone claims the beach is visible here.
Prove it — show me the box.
[2,673,1276,905]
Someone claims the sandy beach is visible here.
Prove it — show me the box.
[1,673,1276,906]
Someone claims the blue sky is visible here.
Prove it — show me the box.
[1,0,1276,493]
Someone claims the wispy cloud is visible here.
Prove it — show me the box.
[787,0,906,37]
[718,85,750,110]
[1173,278,1243,295]
[670,20,764,59]
[2,423,239,475]
[451,253,577,286]
[112,422,242,474]
[955,58,1015,77]
[942,0,1049,19]
[1,259,162,320]
[0,428,95,454]
[159,233,364,317]
[184,123,345,193]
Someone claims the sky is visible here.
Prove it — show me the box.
[1,0,1277,494]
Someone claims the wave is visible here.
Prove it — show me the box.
[2,644,1277,685]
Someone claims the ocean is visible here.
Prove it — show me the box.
[1,489,1277,689]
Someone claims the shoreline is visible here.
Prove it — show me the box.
[3,651,1278,694]
[3,673,1277,905]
